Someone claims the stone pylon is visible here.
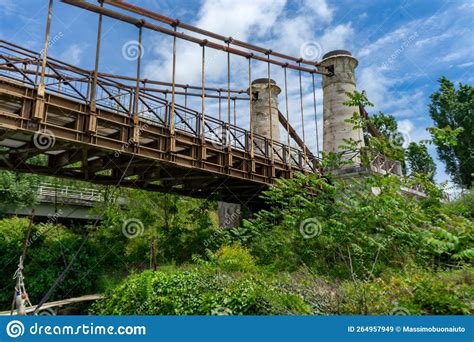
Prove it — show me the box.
[247,78,281,154]
[319,50,364,163]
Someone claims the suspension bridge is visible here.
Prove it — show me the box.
[0,0,410,317]
[0,0,391,207]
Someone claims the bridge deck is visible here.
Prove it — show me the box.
[0,41,318,205]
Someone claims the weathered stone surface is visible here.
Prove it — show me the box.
[247,79,281,154]
[217,201,241,229]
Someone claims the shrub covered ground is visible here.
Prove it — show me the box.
[1,172,473,315]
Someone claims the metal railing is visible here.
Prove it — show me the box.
[0,39,319,173]
[37,183,104,205]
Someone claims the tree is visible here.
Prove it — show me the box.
[0,171,39,214]
[372,112,399,141]
[406,142,436,181]
[343,91,406,172]
[429,77,473,188]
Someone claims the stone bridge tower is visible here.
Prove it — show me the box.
[247,78,281,152]
[319,50,364,162]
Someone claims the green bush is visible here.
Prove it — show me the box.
[93,268,312,315]
[444,190,474,218]
[233,172,473,278]
[0,217,101,308]
[340,267,474,315]
[214,244,256,272]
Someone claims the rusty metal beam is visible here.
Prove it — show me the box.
[359,104,382,138]
[105,0,323,68]
[61,0,329,75]
[278,109,316,161]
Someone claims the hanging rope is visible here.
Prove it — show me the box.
[33,156,136,315]
[311,72,320,157]
[12,257,32,315]
[11,209,35,315]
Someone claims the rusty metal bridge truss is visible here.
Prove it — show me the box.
[0,0,330,205]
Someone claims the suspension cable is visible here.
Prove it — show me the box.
[267,53,273,163]
[248,56,254,160]
[200,43,206,140]
[218,90,222,121]
[132,25,143,141]
[233,97,236,147]
[283,65,291,167]
[226,40,231,146]
[170,25,177,136]
[311,72,320,156]
[298,63,307,166]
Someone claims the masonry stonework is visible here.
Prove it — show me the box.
[247,78,281,153]
[320,50,364,162]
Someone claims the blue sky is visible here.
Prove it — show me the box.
[0,0,473,187]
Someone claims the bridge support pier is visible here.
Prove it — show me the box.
[218,202,241,229]
[320,50,364,163]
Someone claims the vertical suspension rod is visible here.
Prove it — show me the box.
[283,65,291,167]
[267,53,274,163]
[38,0,53,96]
[248,55,254,160]
[298,63,307,166]
[200,41,207,141]
[311,72,320,157]
[170,25,177,135]
[90,0,103,110]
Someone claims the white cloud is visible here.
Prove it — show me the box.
[0,0,15,13]
[145,0,287,85]
[59,44,85,65]
[304,0,334,23]
[144,0,351,85]
[457,61,474,68]
[319,23,354,53]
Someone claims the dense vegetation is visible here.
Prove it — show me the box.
[1,169,471,315]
